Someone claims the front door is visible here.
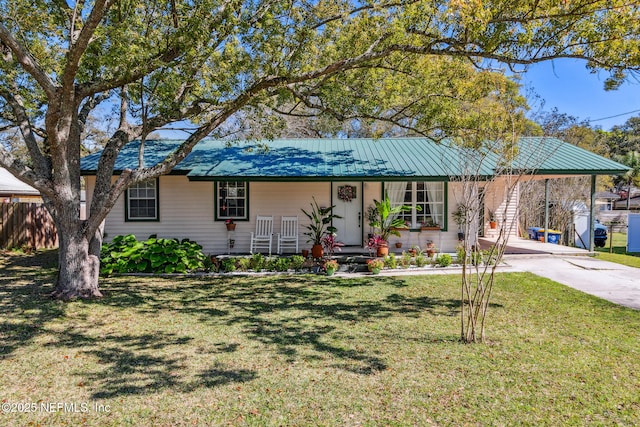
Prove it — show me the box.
[332,182,362,246]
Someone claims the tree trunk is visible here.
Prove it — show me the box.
[51,222,103,300]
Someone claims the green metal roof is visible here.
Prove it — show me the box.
[80,137,630,180]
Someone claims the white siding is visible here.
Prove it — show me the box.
[363,181,382,241]
[87,176,218,251]
[85,176,519,255]
[86,177,332,254]
[247,182,330,254]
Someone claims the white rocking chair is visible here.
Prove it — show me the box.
[277,216,299,254]
[250,215,273,255]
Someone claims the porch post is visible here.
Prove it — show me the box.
[590,175,596,252]
[544,178,549,243]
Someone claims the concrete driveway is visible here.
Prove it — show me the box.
[504,256,640,310]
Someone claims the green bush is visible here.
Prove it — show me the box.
[267,257,291,272]
[415,253,429,267]
[220,257,237,272]
[100,234,207,275]
[399,251,412,268]
[456,245,466,264]
[236,257,251,272]
[249,253,266,271]
[289,255,306,271]
[384,253,397,269]
[436,253,452,267]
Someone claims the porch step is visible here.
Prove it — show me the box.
[335,255,372,273]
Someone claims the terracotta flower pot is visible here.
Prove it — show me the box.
[302,249,309,258]
[489,221,497,229]
[311,244,324,259]
[226,223,236,231]
[376,245,389,257]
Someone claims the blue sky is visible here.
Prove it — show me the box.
[520,59,640,130]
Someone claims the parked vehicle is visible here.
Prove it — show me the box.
[594,222,608,247]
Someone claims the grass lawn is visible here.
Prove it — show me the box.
[594,232,640,268]
[1,251,639,426]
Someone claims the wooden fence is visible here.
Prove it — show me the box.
[0,203,58,250]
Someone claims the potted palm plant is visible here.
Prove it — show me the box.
[369,192,415,256]
[301,197,341,258]
[452,203,470,241]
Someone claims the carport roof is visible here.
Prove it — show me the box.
[80,137,630,180]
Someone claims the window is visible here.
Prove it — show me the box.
[217,181,248,220]
[126,179,158,221]
[385,181,446,229]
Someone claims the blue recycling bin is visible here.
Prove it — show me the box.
[527,227,543,240]
[528,227,561,243]
[545,231,561,244]
[538,229,562,244]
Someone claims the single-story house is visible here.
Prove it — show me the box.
[595,190,621,211]
[0,167,42,203]
[614,188,640,210]
[80,137,629,255]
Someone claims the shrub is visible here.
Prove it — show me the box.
[289,255,306,271]
[272,257,292,272]
[249,253,266,271]
[203,256,218,273]
[384,253,397,269]
[436,253,452,267]
[483,246,499,265]
[220,257,237,272]
[456,245,466,264]
[100,234,207,275]
[236,257,251,272]
[415,253,429,267]
[399,251,412,268]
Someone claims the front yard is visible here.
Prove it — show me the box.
[595,232,640,268]
[1,250,639,426]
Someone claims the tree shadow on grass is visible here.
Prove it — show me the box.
[1,251,467,397]
[0,252,256,399]
[0,250,62,357]
[43,327,257,399]
[94,274,463,376]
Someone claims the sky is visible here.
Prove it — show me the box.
[520,59,640,130]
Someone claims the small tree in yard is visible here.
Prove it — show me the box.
[448,92,565,343]
[1,1,639,299]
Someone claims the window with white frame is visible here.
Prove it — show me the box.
[217,181,248,220]
[126,179,158,221]
[385,181,445,228]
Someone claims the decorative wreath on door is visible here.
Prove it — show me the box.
[337,185,356,202]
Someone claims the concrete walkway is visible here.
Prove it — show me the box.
[504,255,640,310]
